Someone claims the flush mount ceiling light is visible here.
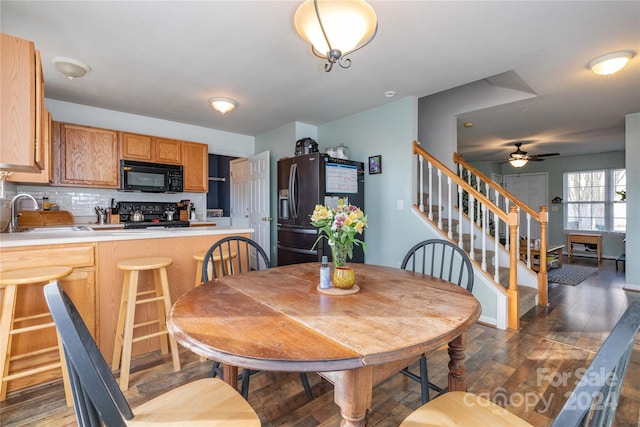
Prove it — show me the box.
[294,0,378,72]
[209,97,237,114]
[589,51,634,76]
[51,57,90,80]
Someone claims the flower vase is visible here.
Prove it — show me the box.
[332,243,355,289]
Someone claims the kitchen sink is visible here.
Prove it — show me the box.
[21,225,94,233]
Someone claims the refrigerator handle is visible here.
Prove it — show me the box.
[289,163,298,219]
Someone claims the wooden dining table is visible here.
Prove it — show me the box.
[167,262,481,427]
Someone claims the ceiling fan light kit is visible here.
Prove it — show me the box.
[509,158,528,168]
[589,51,634,76]
[507,142,559,167]
[209,97,237,114]
[294,0,378,72]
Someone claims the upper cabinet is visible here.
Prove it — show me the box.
[0,33,44,172]
[8,108,52,184]
[57,122,119,188]
[120,132,181,164]
[182,141,208,193]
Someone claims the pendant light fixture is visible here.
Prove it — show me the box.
[294,0,378,72]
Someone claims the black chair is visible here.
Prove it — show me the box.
[202,235,314,400]
[400,299,640,426]
[42,281,260,427]
[399,239,474,404]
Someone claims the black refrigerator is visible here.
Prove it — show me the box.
[277,153,365,266]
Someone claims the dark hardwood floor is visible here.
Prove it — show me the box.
[2,257,639,426]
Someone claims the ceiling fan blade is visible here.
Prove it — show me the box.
[529,152,560,159]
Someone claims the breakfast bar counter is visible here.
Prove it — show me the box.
[0,225,252,248]
[0,226,252,394]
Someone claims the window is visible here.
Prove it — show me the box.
[564,169,626,233]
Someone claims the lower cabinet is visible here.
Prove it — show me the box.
[0,243,96,392]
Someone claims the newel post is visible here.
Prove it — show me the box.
[538,206,549,306]
[508,205,520,331]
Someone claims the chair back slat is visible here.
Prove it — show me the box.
[551,299,640,427]
[401,239,474,292]
[202,235,271,281]
[44,281,132,427]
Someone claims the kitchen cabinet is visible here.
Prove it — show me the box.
[56,122,119,188]
[0,33,44,172]
[0,243,96,392]
[120,132,182,164]
[8,108,52,184]
[182,141,208,192]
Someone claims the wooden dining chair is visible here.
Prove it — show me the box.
[43,281,260,427]
[399,239,474,404]
[202,235,314,401]
[400,299,640,426]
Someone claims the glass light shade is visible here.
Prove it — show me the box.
[209,98,237,114]
[509,158,528,168]
[589,51,633,76]
[52,57,90,80]
[295,0,377,56]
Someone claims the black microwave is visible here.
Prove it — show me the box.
[120,160,183,193]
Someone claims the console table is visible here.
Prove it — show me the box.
[567,233,602,264]
[519,244,564,272]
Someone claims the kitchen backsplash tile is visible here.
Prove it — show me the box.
[14,185,206,219]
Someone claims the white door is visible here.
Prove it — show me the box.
[230,152,271,269]
[248,151,271,267]
[503,172,548,239]
[230,158,250,229]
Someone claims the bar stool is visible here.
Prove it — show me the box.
[193,250,237,286]
[112,257,180,391]
[0,266,73,406]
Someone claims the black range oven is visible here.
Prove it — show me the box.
[118,201,189,229]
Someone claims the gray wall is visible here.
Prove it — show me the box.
[256,97,439,267]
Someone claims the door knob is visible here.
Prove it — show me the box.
[262,216,272,221]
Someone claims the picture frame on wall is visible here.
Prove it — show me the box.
[369,155,382,174]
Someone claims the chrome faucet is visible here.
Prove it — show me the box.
[9,193,38,233]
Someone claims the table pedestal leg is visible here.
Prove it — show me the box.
[332,366,373,427]
[448,333,467,391]
[223,363,239,390]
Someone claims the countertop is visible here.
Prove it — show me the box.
[0,226,254,248]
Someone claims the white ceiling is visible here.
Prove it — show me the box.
[2,1,639,162]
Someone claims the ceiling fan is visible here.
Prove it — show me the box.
[508,142,559,167]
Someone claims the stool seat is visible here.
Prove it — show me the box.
[113,256,180,390]
[193,251,237,287]
[116,257,173,271]
[0,266,73,286]
[0,266,73,406]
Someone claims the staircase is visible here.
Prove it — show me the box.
[412,141,550,331]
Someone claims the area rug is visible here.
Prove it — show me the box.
[547,264,598,286]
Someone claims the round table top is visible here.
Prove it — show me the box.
[168,262,481,372]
